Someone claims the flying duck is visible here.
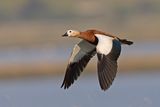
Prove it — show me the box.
[61,29,133,91]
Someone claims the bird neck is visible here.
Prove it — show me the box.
[79,32,98,45]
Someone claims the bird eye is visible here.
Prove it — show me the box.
[69,30,72,33]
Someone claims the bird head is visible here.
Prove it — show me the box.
[62,30,80,37]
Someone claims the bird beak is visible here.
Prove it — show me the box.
[62,32,68,37]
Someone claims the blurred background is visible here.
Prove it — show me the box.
[0,0,160,107]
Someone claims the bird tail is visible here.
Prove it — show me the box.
[118,38,133,45]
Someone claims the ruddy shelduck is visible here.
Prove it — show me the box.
[61,29,133,91]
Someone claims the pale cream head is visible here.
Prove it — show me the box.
[62,30,80,37]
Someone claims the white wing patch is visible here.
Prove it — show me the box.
[95,34,113,55]
[69,44,81,62]
[69,40,96,63]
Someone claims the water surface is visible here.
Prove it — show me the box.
[0,72,159,107]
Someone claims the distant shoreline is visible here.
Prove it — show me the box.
[0,54,159,79]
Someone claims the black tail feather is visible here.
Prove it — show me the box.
[119,39,133,45]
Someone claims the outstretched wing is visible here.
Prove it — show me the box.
[97,39,121,91]
[61,40,96,89]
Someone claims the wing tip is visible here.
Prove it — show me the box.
[60,82,64,88]
[61,82,70,89]
[100,83,112,91]
[101,88,108,91]
[99,78,112,91]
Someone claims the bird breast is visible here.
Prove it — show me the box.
[95,34,113,55]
